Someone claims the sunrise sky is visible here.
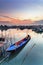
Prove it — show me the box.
[0,0,43,25]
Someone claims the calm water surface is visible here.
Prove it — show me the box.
[0,29,43,65]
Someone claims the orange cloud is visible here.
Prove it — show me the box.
[0,17,11,21]
[0,15,43,25]
[0,17,33,25]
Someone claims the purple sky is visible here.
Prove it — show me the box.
[0,0,43,20]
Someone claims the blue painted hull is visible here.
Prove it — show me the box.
[6,35,31,52]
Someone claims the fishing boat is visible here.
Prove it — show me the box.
[6,35,31,52]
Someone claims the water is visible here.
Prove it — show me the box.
[0,29,43,65]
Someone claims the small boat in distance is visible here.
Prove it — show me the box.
[6,35,31,52]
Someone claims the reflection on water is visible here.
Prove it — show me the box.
[0,29,43,65]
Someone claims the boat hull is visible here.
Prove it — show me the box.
[6,35,31,52]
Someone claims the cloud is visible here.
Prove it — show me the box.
[0,15,13,20]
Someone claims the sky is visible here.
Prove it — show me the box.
[0,0,43,25]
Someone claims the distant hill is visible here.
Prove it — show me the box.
[34,20,43,25]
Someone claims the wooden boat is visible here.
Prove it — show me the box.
[6,35,31,52]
